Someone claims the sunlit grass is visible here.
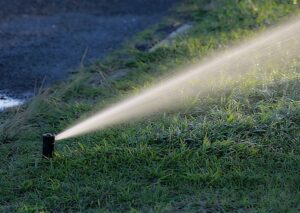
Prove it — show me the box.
[0,0,299,212]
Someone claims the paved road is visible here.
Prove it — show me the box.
[0,0,178,97]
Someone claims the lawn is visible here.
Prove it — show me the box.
[1,0,300,212]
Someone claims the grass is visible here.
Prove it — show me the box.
[1,0,300,212]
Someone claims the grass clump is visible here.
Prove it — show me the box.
[1,0,300,212]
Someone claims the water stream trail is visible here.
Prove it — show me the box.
[0,93,24,112]
[56,17,300,141]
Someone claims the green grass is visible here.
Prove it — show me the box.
[1,0,300,212]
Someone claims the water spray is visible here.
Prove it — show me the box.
[42,133,56,159]
[55,17,300,141]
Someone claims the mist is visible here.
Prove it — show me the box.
[56,17,300,141]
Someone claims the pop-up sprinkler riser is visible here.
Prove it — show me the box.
[42,133,56,159]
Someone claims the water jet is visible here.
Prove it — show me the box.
[42,133,56,159]
[55,17,300,141]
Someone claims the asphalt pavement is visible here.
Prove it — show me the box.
[0,0,178,97]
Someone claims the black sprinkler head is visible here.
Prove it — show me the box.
[42,133,56,159]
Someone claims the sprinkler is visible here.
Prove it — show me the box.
[42,133,56,159]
